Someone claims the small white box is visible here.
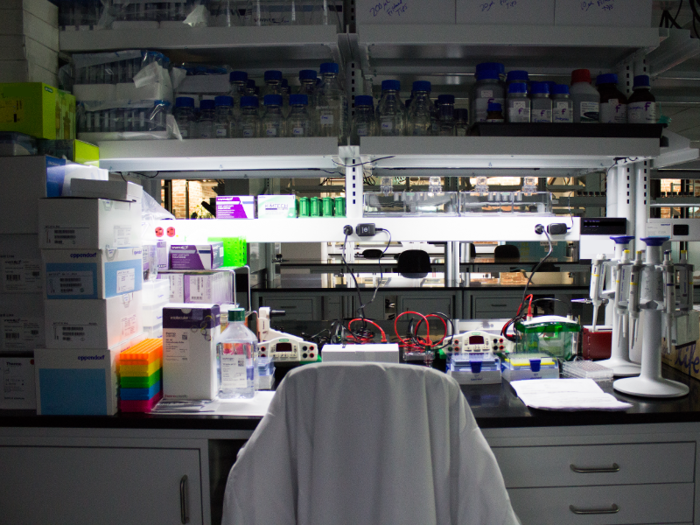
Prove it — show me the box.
[115,81,173,103]
[0,0,58,27]
[0,293,44,351]
[184,272,232,303]
[0,357,36,410]
[257,195,297,219]
[177,74,231,94]
[356,0,454,24]
[42,247,143,299]
[38,197,141,250]
[554,0,651,27]
[158,273,184,303]
[0,234,42,293]
[0,9,59,51]
[70,179,143,203]
[163,303,220,400]
[321,343,400,363]
[72,83,117,103]
[457,0,554,25]
[0,59,57,85]
[44,291,143,349]
[0,156,108,235]
[0,36,58,73]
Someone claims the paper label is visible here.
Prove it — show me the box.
[508,104,530,123]
[600,102,627,123]
[116,268,136,294]
[356,123,369,136]
[554,102,572,123]
[0,99,24,124]
[0,317,41,350]
[1,259,42,293]
[628,101,657,124]
[47,271,94,296]
[264,126,278,137]
[215,128,227,137]
[380,120,393,131]
[242,127,254,138]
[114,226,132,247]
[320,114,334,125]
[292,127,304,136]
[53,323,97,344]
[188,275,210,302]
[579,101,599,123]
[532,109,552,123]
[121,314,138,338]
[481,90,494,98]
[45,226,90,246]
[219,343,248,388]
[164,329,190,362]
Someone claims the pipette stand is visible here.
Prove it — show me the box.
[614,237,689,398]
[597,236,640,377]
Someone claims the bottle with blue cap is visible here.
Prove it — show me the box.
[406,81,432,136]
[287,94,313,137]
[377,80,405,136]
[435,94,456,136]
[197,99,217,138]
[174,96,196,139]
[552,84,573,123]
[351,95,376,141]
[214,96,236,138]
[228,71,248,112]
[298,70,318,121]
[238,96,261,138]
[507,82,530,123]
[530,82,552,123]
[506,70,530,91]
[597,73,627,124]
[316,62,347,140]
[628,75,656,124]
[471,69,505,124]
[262,94,285,137]
[263,70,283,97]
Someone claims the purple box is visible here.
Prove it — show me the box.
[169,243,224,270]
[216,196,255,219]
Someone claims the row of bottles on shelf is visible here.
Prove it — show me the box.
[55,0,341,29]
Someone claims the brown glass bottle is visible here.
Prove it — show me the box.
[628,75,656,124]
[596,74,627,123]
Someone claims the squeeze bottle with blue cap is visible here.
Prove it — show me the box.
[217,307,257,400]
[507,82,530,123]
[552,84,573,123]
[530,82,552,123]
[287,94,313,137]
[570,69,599,123]
[377,80,405,136]
[628,75,656,124]
[174,96,196,139]
[262,94,285,137]
[472,70,505,124]
[597,73,627,123]
[316,62,346,140]
[406,81,432,136]
[352,95,376,140]
[238,96,261,138]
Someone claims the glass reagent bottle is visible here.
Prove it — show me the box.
[217,308,257,400]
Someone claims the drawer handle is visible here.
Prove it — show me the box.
[180,475,190,524]
[570,463,620,473]
[569,503,620,515]
[490,304,508,307]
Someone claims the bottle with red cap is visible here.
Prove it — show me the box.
[570,69,600,123]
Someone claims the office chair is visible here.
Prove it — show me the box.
[221,362,520,525]
[493,244,520,263]
[396,249,432,278]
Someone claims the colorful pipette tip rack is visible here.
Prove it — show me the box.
[119,339,163,413]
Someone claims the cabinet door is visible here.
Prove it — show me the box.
[0,446,202,525]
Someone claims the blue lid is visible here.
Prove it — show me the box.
[240,96,259,108]
[553,84,570,95]
[230,71,247,82]
[476,62,505,77]
[264,70,282,81]
[215,95,233,106]
[382,80,401,91]
[320,62,339,74]
[596,73,618,85]
[529,359,541,372]
[355,95,374,106]
[289,94,308,105]
[531,81,549,94]
[264,94,283,106]
[611,235,635,245]
[506,70,529,82]
[640,236,669,247]
[545,81,556,93]
[476,70,500,81]
[634,75,651,88]
[175,96,195,108]
[299,69,317,80]
[487,102,502,112]
[200,99,215,110]
[412,80,431,92]
[508,82,527,94]
[437,94,455,104]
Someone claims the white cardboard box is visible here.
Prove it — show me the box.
[457,0,554,25]
[177,74,231,94]
[0,59,57,85]
[0,357,36,410]
[158,273,184,303]
[44,291,143,349]
[554,0,652,27]
[356,0,454,24]
[70,179,143,202]
[0,9,59,51]
[0,293,44,351]
[321,343,400,363]
[0,234,42,294]
[163,303,220,400]
[72,83,117,103]
[0,35,58,73]
[0,0,59,27]
[38,198,142,250]
[0,156,108,235]
[42,247,144,299]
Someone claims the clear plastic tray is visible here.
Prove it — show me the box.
[363,191,459,217]
[460,191,553,215]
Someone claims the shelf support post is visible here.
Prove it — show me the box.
[606,166,618,218]
[634,160,651,252]
[342,146,363,219]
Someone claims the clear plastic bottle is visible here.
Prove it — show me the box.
[238,96,261,138]
[352,95,376,141]
[376,80,405,137]
[454,108,469,136]
[197,99,216,138]
[628,75,657,124]
[570,69,600,123]
[552,84,573,123]
[217,307,257,399]
[287,94,313,137]
[471,70,505,124]
[507,82,530,123]
[406,80,432,136]
[316,62,347,140]
[229,71,248,109]
[596,73,627,124]
[173,96,196,139]
[530,82,552,123]
[214,95,236,138]
[261,94,285,138]
[435,94,455,136]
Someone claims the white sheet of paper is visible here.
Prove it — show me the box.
[510,378,633,411]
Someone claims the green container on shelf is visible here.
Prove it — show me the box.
[514,315,581,361]
[208,236,247,267]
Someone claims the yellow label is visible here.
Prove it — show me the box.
[0,99,24,123]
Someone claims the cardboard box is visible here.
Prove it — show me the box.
[216,196,255,219]
[56,90,76,140]
[70,179,142,202]
[554,0,652,27]
[0,35,58,73]
[356,0,454,24]
[0,293,44,351]
[0,61,57,90]
[44,291,143,349]
[184,272,232,303]
[72,83,117,103]
[0,234,42,294]
[158,273,184,303]
[38,197,141,250]
[457,0,554,25]
[0,9,59,51]
[321,343,400,363]
[43,247,144,300]
[0,357,36,410]
[169,242,224,270]
[177,74,231,94]
[0,156,108,235]
[0,0,59,27]
[257,194,297,219]
[0,82,57,139]
[163,304,220,400]
[39,139,99,166]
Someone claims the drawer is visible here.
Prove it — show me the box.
[493,442,695,488]
[508,483,694,525]
[259,297,318,321]
[473,295,521,316]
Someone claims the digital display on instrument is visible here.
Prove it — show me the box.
[276,342,292,352]
[468,335,484,345]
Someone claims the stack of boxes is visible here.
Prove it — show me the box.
[119,338,163,412]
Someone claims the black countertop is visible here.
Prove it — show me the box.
[2,366,700,432]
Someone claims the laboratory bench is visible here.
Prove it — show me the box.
[2,365,700,524]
